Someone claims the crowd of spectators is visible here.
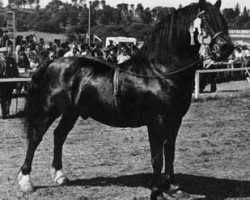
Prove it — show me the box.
[12,35,140,72]
[0,34,140,118]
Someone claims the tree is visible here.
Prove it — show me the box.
[117,3,128,15]
[141,7,152,24]
[222,8,237,21]
[135,3,144,13]
[27,0,35,8]
[237,6,249,24]
[242,6,249,18]
[234,3,240,18]
[71,0,77,5]
[100,0,106,8]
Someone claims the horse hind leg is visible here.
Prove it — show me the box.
[51,110,78,186]
[18,114,59,193]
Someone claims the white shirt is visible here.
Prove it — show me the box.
[64,50,80,57]
[117,54,131,64]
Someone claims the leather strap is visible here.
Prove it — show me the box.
[113,68,122,115]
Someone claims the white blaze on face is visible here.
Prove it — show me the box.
[189,18,202,45]
[189,11,212,46]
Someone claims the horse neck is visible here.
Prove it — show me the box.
[122,49,199,79]
[139,3,200,67]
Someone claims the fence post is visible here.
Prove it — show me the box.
[195,71,200,99]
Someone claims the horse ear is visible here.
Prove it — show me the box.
[214,0,221,10]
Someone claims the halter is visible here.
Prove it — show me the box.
[198,11,224,45]
[189,10,224,48]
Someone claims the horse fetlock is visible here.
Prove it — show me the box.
[51,168,69,185]
[163,184,190,199]
[18,172,34,193]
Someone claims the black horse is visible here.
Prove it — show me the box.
[18,0,234,199]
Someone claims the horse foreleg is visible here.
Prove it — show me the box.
[163,118,188,197]
[18,116,57,193]
[147,118,166,200]
[51,111,78,185]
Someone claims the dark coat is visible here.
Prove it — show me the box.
[0,56,19,94]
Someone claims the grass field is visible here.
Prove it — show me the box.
[0,80,249,200]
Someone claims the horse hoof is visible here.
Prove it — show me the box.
[170,190,190,199]
[166,184,190,199]
[18,172,34,193]
[166,183,180,194]
[51,169,70,185]
[56,176,69,185]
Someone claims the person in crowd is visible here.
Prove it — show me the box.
[64,43,80,57]
[29,51,39,71]
[199,44,217,93]
[47,42,55,53]
[57,43,68,58]
[0,48,19,119]
[15,45,21,62]
[18,51,30,71]
[131,45,139,56]
[106,50,117,64]
[117,46,131,64]
[42,51,57,68]
[107,40,115,52]
[25,46,32,59]
[80,44,90,56]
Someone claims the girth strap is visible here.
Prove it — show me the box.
[113,68,122,115]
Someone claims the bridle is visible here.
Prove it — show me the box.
[196,10,226,58]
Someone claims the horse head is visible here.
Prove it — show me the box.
[195,0,234,61]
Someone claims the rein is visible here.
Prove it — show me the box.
[115,56,210,80]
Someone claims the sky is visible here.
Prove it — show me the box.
[2,0,250,10]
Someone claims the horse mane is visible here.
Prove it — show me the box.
[140,1,228,65]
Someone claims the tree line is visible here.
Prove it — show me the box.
[2,0,250,42]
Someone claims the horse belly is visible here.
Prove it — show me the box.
[76,80,143,127]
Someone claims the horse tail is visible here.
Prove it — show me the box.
[23,63,49,139]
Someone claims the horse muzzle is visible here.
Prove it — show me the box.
[210,36,234,61]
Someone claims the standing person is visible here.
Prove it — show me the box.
[0,48,19,119]
[106,50,117,63]
[63,43,80,57]
[131,45,139,56]
[57,43,68,58]
[199,44,217,93]
[18,52,30,72]
[42,51,57,68]
[107,40,115,52]
[117,47,131,64]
